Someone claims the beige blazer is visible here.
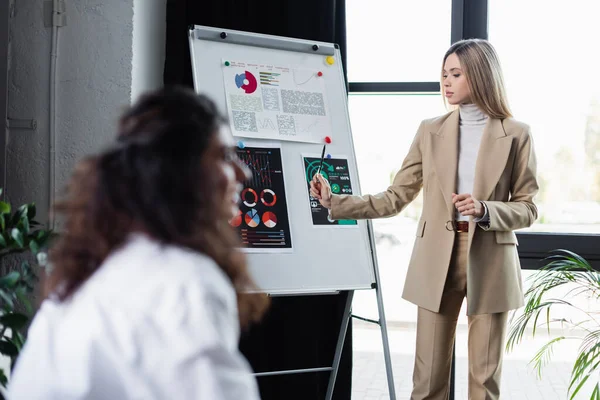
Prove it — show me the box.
[331,109,539,315]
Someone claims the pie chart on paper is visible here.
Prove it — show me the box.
[244,209,260,228]
[229,210,242,227]
[262,211,277,228]
[234,71,258,94]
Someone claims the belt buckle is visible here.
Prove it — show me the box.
[446,220,468,233]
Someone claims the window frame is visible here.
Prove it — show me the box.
[348,2,600,397]
[347,0,600,276]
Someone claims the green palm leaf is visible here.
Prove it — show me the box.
[508,250,600,399]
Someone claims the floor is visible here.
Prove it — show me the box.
[351,320,592,400]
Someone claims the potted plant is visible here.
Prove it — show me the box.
[0,190,52,388]
[506,250,600,400]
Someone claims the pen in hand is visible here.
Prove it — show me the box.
[316,144,326,176]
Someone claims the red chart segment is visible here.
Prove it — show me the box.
[262,211,277,228]
[229,210,242,227]
[244,209,260,228]
[260,189,277,206]
[241,188,258,207]
[234,71,258,94]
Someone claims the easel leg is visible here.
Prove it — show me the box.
[367,219,397,399]
[325,290,354,400]
[375,280,397,400]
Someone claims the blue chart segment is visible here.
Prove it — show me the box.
[244,209,260,228]
[234,147,292,249]
[303,157,357,226]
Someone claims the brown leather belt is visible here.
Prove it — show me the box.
[445,220,469,233]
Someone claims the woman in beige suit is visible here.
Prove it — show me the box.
[310,39,538,400]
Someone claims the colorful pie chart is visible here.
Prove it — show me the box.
[245,209,260,228]
[262,211,277,228]
[234,71,258,94]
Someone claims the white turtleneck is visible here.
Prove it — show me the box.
[456,104,489,222]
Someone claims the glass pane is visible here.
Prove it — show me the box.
[346,1,452,82]
[348,93,446,325]
[489,1,600,234]
[349,94,446,397]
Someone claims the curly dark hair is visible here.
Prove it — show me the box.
[45,86,269,329]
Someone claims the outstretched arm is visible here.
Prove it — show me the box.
[330,122,426,220]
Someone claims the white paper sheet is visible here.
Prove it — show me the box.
[222,59,332,144]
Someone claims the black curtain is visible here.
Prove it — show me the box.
[163,1,352,399]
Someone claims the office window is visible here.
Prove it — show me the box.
[346,1,450,326]
[489,1,600,234]
[346,1,452,82]
[349,93,447,322]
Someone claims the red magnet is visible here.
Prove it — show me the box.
[317,71,323,77]
[324,136,332,144]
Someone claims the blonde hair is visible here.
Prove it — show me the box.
[442,39,512,119]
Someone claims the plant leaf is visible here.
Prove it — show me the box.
[29,239,39,255]
[0,271,20,288]
[11,332,25,349]
[569,373,591,399]
[10,228,24,248]
[0,290,14,309]
[530,336,565,378]
[26,203,36,220]
[0,340,18,357]
[0,313,28,331]
[508,248,600,400]
[36,230,52,247]
[0,201,10,215]
[15,290,32,314]
[0,368,7,388]
[20,214,29,234]
[9,208,23,228]
[591,383,600,400]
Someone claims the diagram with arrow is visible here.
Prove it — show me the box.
[303,156,357,226]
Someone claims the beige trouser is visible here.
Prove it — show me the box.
[410,233,508,400]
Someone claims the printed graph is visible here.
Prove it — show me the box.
[237,149,274,188]
[233,147,292,250]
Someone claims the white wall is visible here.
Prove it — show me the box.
[131,0,166,102]
[7,0,135,222]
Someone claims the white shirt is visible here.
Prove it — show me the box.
[456,104,489,222]
[8,235,260,400]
